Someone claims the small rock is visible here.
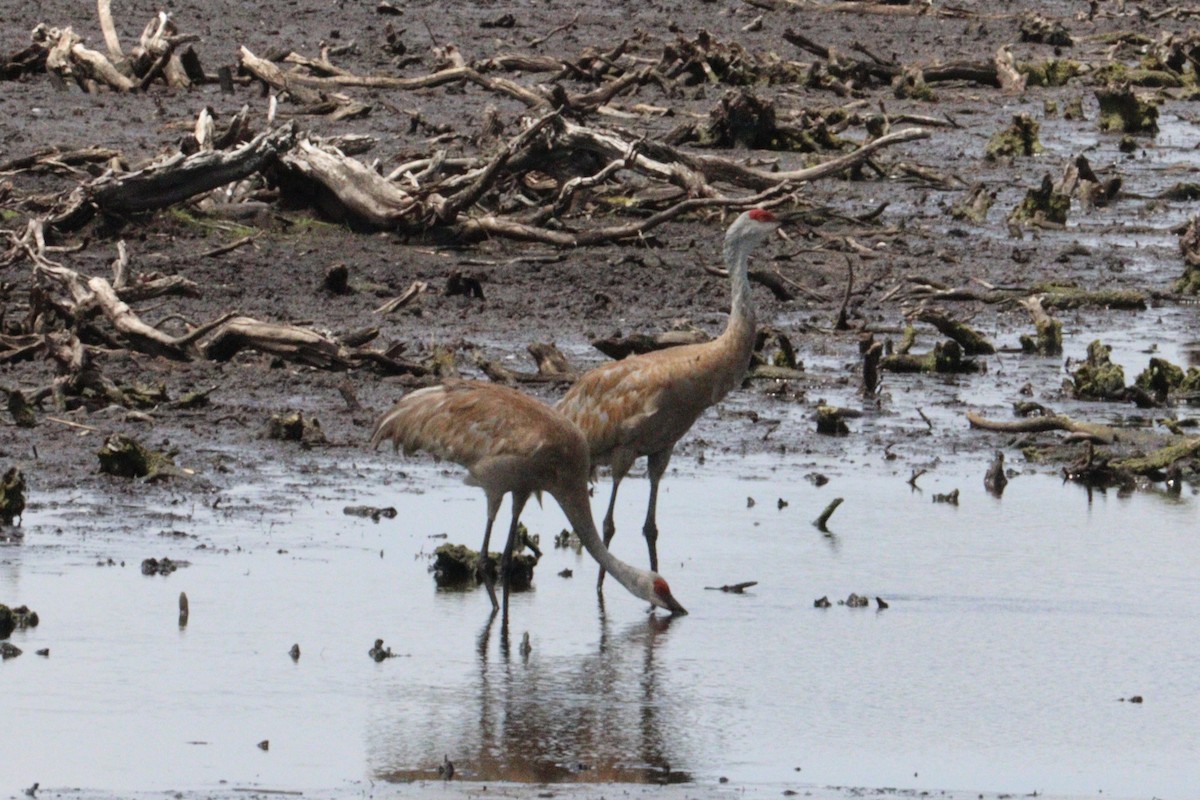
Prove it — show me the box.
[257,740,269,751]
[876,597,889,610]
[1,642,22,659]
[289,643,301,661]
[746,496,756,508]
[844,593,869,608]
[558,568,572,578]
[36,648,49,657]
[813,596,831,609]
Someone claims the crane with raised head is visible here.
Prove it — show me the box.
[556,208,781,585]
[370,380,688,616]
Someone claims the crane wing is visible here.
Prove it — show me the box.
[371,381,561,471]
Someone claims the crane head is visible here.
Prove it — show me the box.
[651,576,688,615]
[727,207,781,251]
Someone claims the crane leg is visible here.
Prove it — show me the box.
[642,450,671,573]
[478,495,503,611]
[597,478,624,589]
[500,491,531,611]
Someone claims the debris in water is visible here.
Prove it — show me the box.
[932,489,959,505]
[257,739,269,751]
[369,638,395,662]
[36,648,49,657]
[0,604,39,638]
[343,504,398,522]
[876,597,889,610]
[558,568,572,578]
[984,451,1008,496]
[704,582,758,594]
[289,643,301,661]
[813,497,844,532]
[178,591,189,627]
[813,596,831,609]
[141,557,185,576]
[842,593,869,608]
[519,631,532,658]
[439,754,455,780]
[0,467,26,525]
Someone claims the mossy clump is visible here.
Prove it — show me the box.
[986,113,1043,160]
[893,67,935,101]
[261,411,327,445]
[1096,84,1159,134]
[1009,174,1071,226]
[1072,340,1126,400]
[97,434,177,480]
[1019,13,1074,47]
[0,604,38,639]
[0,467,26,525]
[432,543,536,591]
[1133,358,1200,401]
[1020,59,1083,87]
[1019,316,1063,356]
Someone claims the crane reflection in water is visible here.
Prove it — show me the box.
[371,601,692,784]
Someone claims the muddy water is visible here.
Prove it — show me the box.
[2,442,1198,798]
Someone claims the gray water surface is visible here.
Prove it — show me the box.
[3,450,1198,799]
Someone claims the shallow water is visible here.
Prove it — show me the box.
[2,447,1198,799]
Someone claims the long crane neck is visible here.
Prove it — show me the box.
[555,486,649,599]
[720,232,757,346]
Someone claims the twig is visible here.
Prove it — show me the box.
[200,234,259,258]
[46,416,101,432]
[813,497,844,532]
[527,12,580,48]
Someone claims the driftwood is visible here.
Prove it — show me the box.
[592,329,709,360]
[201,317,351,369]
[966,411,1116,445]
[906,278,1147,311]
[914,308,995,355]
[1017,295,1063,355]
[50,123,297,231]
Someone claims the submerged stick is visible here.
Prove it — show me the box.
[813,497,844,532]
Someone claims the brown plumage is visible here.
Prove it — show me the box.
[370,381,687,616]
[556,208,781,583]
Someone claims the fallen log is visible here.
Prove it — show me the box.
[86,123,297,219]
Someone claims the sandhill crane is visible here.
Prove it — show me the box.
[556,208,781,584]
[370,381,687,616]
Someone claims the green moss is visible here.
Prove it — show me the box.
[1020,59,1083,87]
[1134,357,1186,401]
[1009,175,1070,226]
[0,468,25,525]
[1072,340,1126,400]
[1176,265,1200,295]
[986,113,1043,160]
[1019,315,1063,356]
[1096,84,1159,134]
[97,434,177,480]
